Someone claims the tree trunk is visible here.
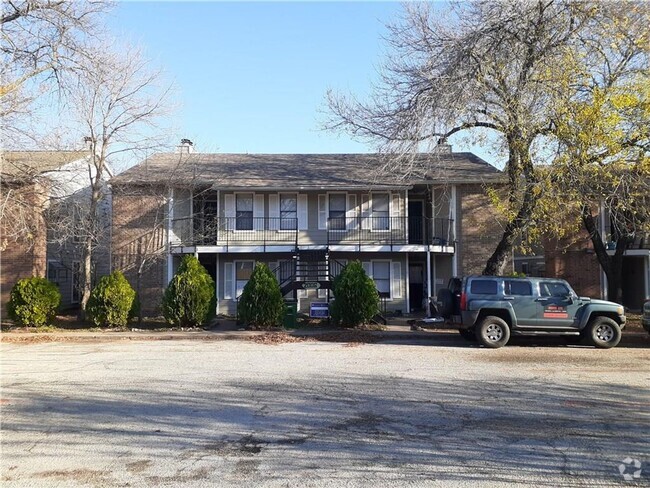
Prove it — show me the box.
[483,143,537,276]
[136,264,143,327]
[581,206,629,305]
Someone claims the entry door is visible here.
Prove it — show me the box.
[536,281,581,328]
[409,264,424,311]
[504,280,537,326]
[408,201,424,244]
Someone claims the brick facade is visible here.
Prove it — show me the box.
[0,181,49,318]
[111,186,167,315]
[545,234,602,299]
[457,184,512,276]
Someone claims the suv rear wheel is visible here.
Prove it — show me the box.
[587,317,621,349]
[476,316,510,348]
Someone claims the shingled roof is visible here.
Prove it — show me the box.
[113,152,503,189]
[1,151,90,181]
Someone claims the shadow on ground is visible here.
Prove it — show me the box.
[3,372,648,486]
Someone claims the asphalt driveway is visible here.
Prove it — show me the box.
[1,336,648,487]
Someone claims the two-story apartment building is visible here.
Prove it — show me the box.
[111,144,507,316]
[1,150,112,314]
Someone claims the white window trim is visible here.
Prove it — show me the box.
[231,192,257,232]
[369,191,392,232]
[327,191,348,232]
[233,260,255,300]
[369,259,393,301]
[277,192,298,233]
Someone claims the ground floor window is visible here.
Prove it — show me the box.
[372,261,391,297]
[235,261,254,297]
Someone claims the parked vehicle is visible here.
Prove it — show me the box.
[642,299,650,334]
[437,276,626,349]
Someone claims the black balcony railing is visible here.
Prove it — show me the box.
[327,216,454,247]
[170,215,455,249]
[171,216,298,249]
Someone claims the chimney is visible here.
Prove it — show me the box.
[83,136,93,150]
[178,138,194,154]
[434,141,452,154]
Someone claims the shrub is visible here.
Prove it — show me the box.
[162,255,215,327]
[7,277,61,327]
[330,261,379,328]
[238,262,284,329]
[86,271,136,327]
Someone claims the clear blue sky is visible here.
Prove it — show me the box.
[109,1,500,166]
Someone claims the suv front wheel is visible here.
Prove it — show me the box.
[587,317,622,349]
[476,316,510,348]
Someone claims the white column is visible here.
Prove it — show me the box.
[450,185,458,277]
[405,253,410,314]
[404,189,409,242]
[216,254,220,316]
[426,251,432,317]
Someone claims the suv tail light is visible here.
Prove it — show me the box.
[460,292,467,311]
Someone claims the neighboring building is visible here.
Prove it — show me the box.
[0,151,112,315]
[112,144,509,316]
[544,220,650,311]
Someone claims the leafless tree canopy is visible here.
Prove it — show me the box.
[1,0,109,143]
[325,0,646,275]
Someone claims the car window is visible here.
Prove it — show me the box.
[470,279,498,295]
[540,282,570,297]
[506,280,532,296]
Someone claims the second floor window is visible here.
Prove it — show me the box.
[329,194,346,231]
[280,194,297,230]
[372,193,389,231]
[236,194,253,230]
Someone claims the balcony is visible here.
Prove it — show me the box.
[171,217,298,250]
[169,216,454,250]
[327,216,454,248]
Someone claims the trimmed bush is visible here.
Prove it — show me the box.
[162,255,215,327]
[330,261,379,328]
[238,262,284,329]
[7,277,61,327]
[86,271,136,327]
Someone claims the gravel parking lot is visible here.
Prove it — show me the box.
[1,335,649,487]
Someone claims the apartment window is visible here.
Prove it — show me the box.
[329,194,346,231]
[235,261,254,297]
[236,194,254,230]
[373,261,391,297]
[372,193,390,230]
[71,261,81,303]
[280,194,297,230]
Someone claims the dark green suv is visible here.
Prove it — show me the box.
[438,276,626,349]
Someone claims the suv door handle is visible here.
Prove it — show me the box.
[503,296,514,300]
[535,298,548,302]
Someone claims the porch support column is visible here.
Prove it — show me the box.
[450,184,458,277]
[426,250,432,317]
[405,253,410,314]
[216,254,220,316]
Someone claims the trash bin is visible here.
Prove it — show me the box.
[283,300,298,329]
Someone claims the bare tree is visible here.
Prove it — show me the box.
[325,1,599,275]
[53,43,173,317]
[1,0,109,144]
